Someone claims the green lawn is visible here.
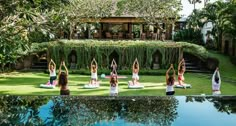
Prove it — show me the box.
[0,72,235,96]
[0,51,235,96]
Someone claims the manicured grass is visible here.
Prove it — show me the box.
[0,72,235,96]
[0,51,235,96]
[208,51,236,78]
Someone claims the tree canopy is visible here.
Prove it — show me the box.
[117,0,182,31]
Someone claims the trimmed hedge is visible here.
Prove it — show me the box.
[48,40,183,69]
[230,56,236,65]
[21,40,210,70]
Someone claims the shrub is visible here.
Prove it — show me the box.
[48,40,183,69]
[16,40,211,71]
[174,28,203,45]
[206,57,219,71]
[230,56,236,65]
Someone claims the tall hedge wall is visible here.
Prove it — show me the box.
[46,40,198,69]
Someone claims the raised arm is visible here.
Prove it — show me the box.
[51,59,56,69]
[216,68,221,84]
[63,61,69,75]
[172,66,176,79]
[113,59,117,68]
[90,59,93,71]
[132,60,135,70]
[137,59,139,71]
[58,62,62,76]
[94,58,98,69]
[166,64,173,83]
[178,59,183,71]
[48,59,52,71]
[212,68,217,84]
[111,59,114,67]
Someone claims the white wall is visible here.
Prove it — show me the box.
[201,22,214,44]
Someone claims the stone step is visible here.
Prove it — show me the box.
[33,62,47,66]
[39,59,47,62]
[185,66,200,70]
[31,66,47,69]
[185,69,211,73]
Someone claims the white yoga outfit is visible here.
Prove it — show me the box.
[132,73,139,80]
[91,72,97,79]
[166,84,174,92]
[50,69,56,77]
[212,70,221,91]
[110,84,118,94]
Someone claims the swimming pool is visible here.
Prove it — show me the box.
[0,96,235,126]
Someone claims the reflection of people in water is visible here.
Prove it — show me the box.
[212,67,221,95]
[132,58,139,85]
[166,64,175,96]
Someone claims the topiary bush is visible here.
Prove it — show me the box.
[17,40,212,71]
[230,56,236,65]
[48,40,183,69]
[174,28,203,45]
[206,57,219,71]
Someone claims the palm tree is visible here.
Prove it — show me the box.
[188,0,202,10]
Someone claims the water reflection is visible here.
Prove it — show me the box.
[0,96,235,125]
[186,96,236,114]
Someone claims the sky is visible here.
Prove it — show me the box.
[180,0,218,17]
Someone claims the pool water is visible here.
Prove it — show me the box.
[0,96,235,126]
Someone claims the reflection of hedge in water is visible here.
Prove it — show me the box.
[48,40,183,69]
[0,96,49,125]
[1,96,236,125]
[186,96,236,114]
[50,97,178,125]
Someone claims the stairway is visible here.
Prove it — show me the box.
[184,59,211,73]
[31,59,48,70]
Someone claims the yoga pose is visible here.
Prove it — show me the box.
[90,58,98,85]
[178,58,185,87]
[110,59,117,76]
[212,67,221,95]
[132,58,139,85]
[166,64,176,95]
[58,61,70,95]
[110,75,118,96]
[48,59,56,85]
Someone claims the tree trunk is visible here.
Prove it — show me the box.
[69,22,74,40]
[218,29,223,51]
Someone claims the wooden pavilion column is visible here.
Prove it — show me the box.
[140,24,143,37]
[99,23,103,39]
[127,23,133,39]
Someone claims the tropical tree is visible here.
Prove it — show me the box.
[186,9,205,30]
[116,0,182,35]
[0,0,68,72]
[188,0,203,10]
[53,0,114,39]
[201,0,235,49]
[186,0,236,49]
